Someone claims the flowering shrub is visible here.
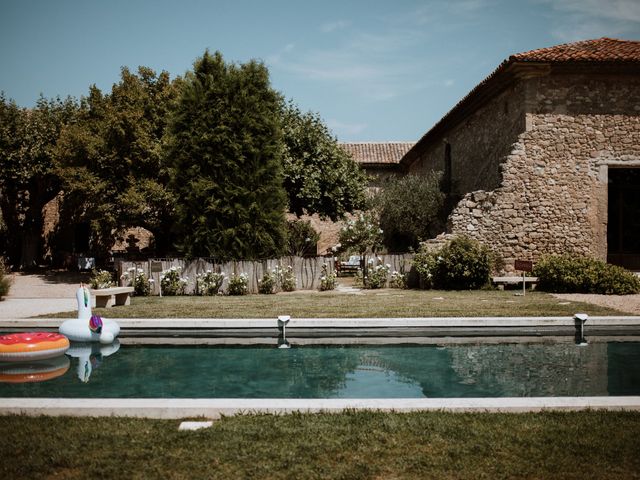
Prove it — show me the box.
[364,259,390,289]
[258,271,276,294]
[160,266,188,296]
[338,212,383,257]
[274,265,297,292]
[228,272,249,295]
[319,264,337,291]
[196,270,225,295]
[414,236,493,290]
[120,267,153,296]
[89,269,115,289]
[389,270,408,289]
[353,268,364,287]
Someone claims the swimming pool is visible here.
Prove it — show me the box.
[1,339,639,398]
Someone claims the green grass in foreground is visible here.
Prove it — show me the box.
[1,411,639,479]
[45,288,624,318]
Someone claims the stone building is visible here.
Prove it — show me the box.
[341,142,414,191]
[400,38,640,271]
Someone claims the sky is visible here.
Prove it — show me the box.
[1,0,639,142]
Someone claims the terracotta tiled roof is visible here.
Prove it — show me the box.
[341,142,415,165]
[402,38,640,167]
[511,37,640,63]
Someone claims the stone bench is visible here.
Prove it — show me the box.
[92,287,135,308]
[492,276,539,290]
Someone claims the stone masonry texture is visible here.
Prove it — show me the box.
[409,69,640,272]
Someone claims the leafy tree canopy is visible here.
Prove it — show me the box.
[0,93,78,268]
[54,66,179,258]
[280,101,367,220]
[167,51,287,260]
[374,172,445,252]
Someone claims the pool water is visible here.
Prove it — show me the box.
[1,341,639,398]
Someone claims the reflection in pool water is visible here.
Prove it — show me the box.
[0,341,638,398]
[65,341,120,383]
[0,355,70,384]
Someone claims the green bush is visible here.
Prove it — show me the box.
[258,271,276,294]
[228,273,249,296]
[319,264,337,291]
[533,255,640,295]
[89,269,115,289]
[120,267,153,296]
[196,271,225,295]
[389,270,408,289]
[364,259,389,289]
[413,236,493,290]
[275,265,297,292]
[0,258,11,300]
[160,267,187,296]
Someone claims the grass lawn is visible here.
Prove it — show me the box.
[1,411,639,479]
[45,288,624,318]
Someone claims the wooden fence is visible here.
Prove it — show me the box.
[117,254,415,295]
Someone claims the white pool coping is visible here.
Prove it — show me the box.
[2,316,639,419]
[3,316,640,329]
[2,397,640,419]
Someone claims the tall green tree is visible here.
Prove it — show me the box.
[54,67,178,259]
[374,172,445,252]
[0,93,78,268]
[167,51,287,260]
[280,101,367,220]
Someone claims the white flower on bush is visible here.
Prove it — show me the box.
[364,259,389,289]
[121,267,152,296]
[196,271,225,296]
[160,266,188,296]
[228,272,249,295]
[90,269,114,290]
[319,263,337,291]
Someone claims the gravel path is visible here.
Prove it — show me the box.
[552,293,640,315]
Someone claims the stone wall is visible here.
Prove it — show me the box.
[408,82,528,194]
[448,73,640,271]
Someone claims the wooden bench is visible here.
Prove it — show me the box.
[492,276,539,290]
[92,287,135,308]
[336,256,362,277]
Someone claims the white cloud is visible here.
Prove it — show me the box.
[320,20,351,33]
[537,0,640,41]
[443,79,455,87]
[327,119,367,137]
[391,0,492,27]
[269,26,433,102]
[545,0,640,23]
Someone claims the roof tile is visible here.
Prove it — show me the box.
[341,142,415,165]
[511,37,640,63]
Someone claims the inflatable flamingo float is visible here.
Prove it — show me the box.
[59,284,120,344]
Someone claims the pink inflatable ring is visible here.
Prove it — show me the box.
[0,332,70,362]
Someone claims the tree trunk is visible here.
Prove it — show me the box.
[19,230,40,270]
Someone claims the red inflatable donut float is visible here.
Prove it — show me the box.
[0,356,70,383]
[0,332,70,362]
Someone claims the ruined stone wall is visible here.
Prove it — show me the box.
[448,73,640,271]
[408,82,527,194]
